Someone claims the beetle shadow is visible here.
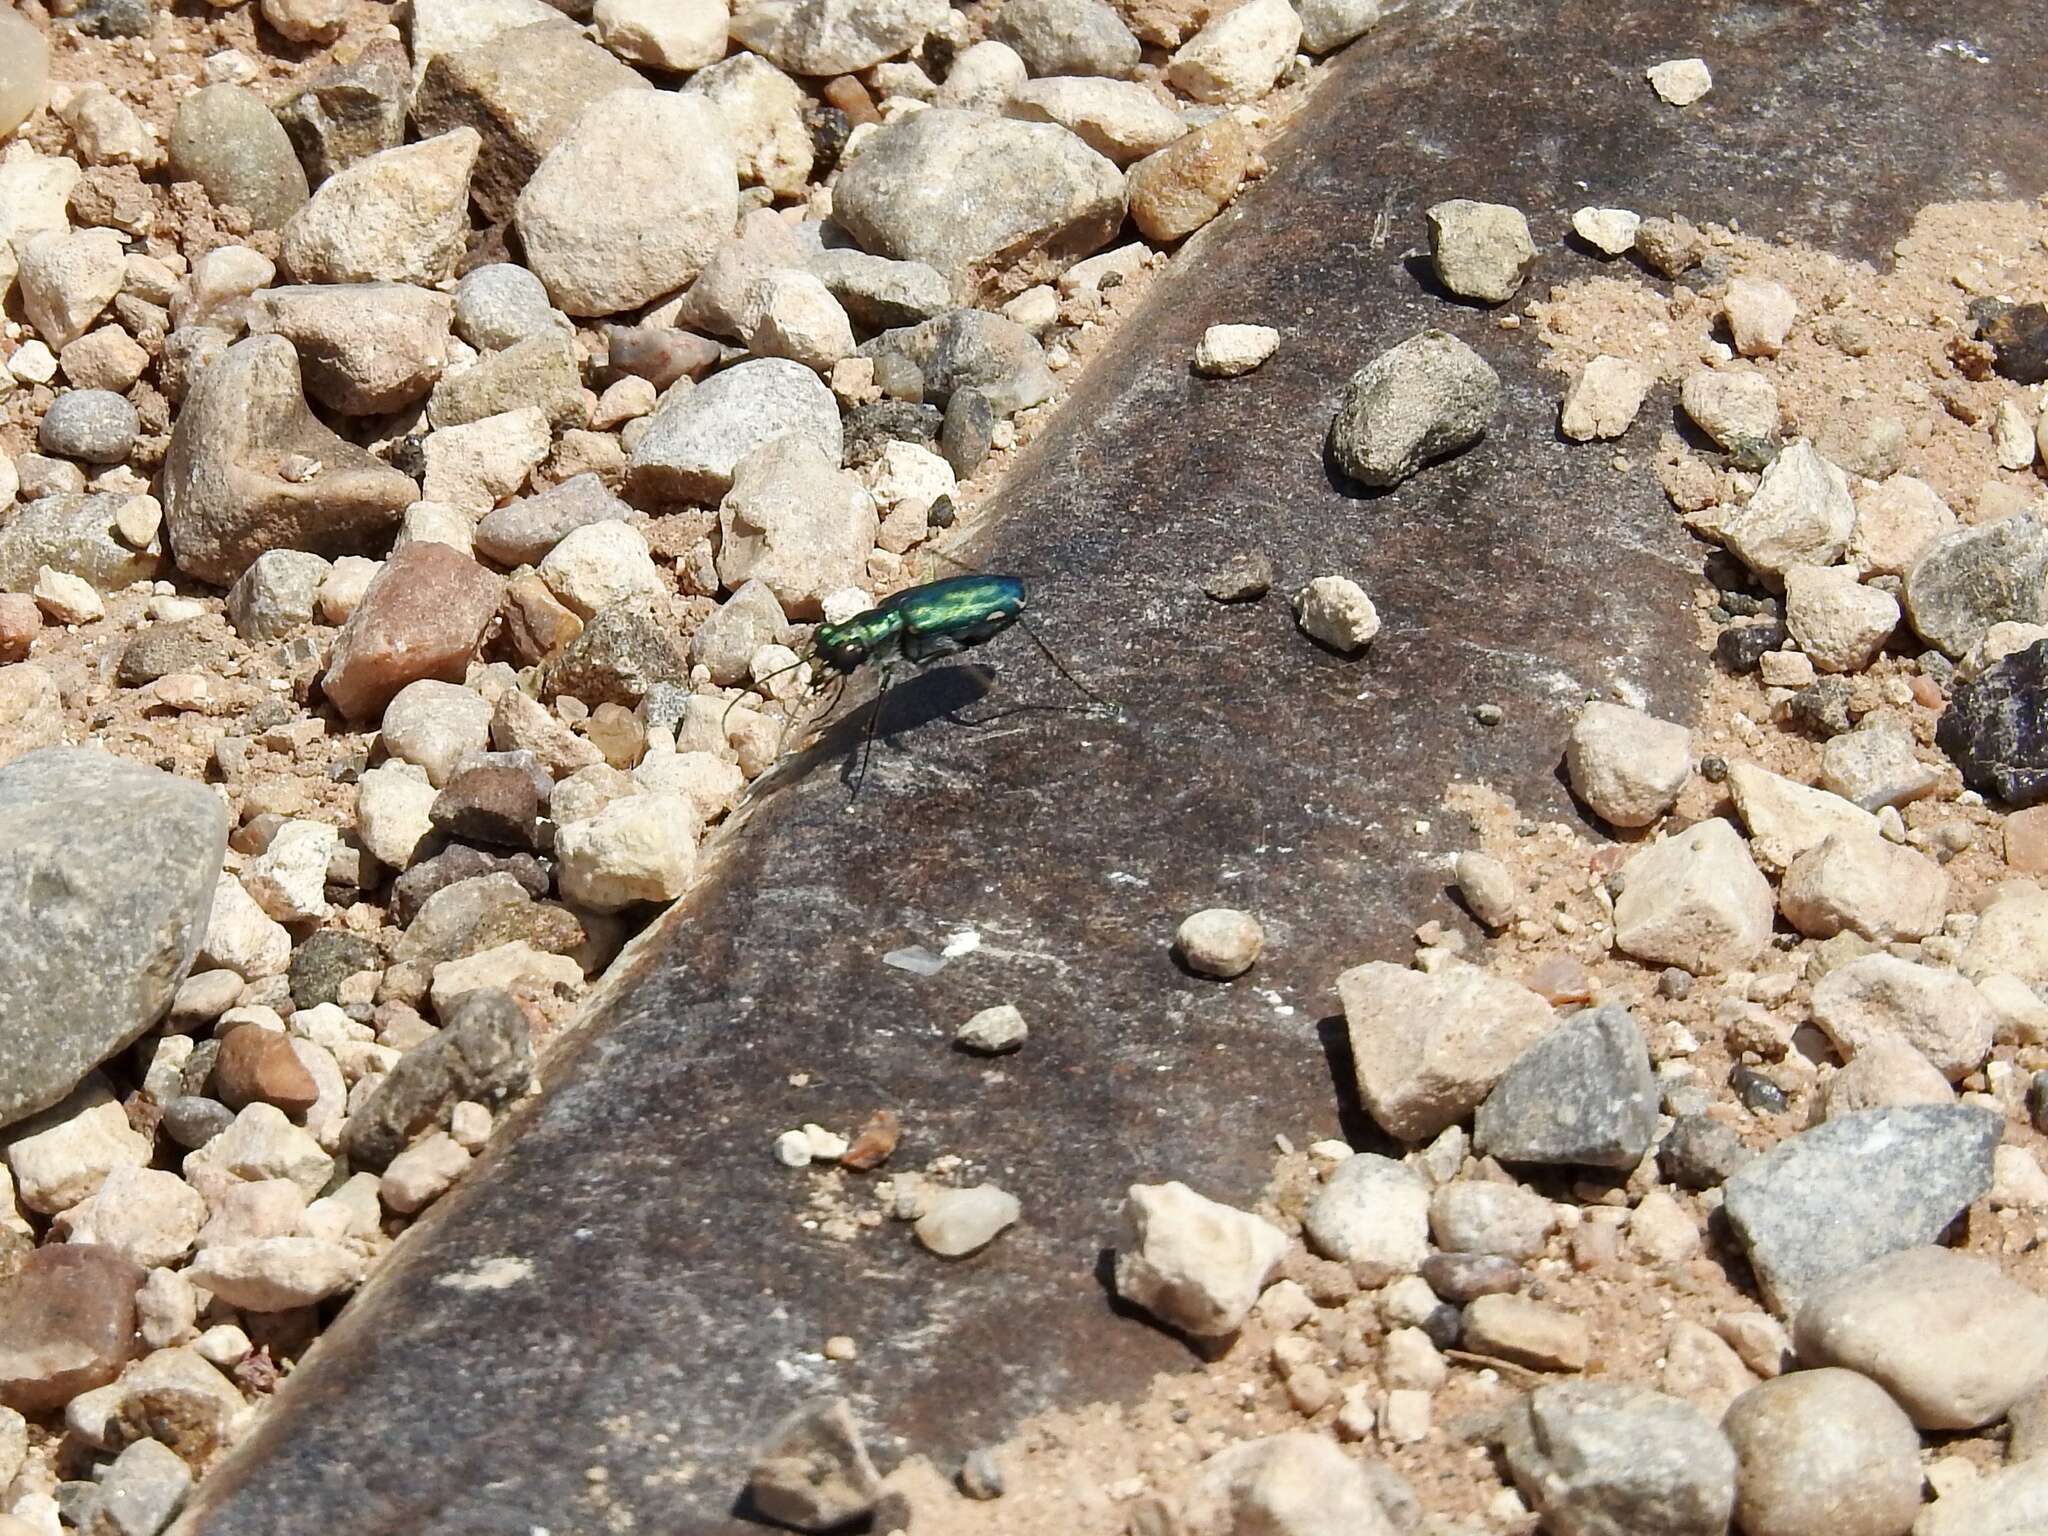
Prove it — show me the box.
[766,664,1001,797]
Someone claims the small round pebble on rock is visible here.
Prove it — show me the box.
[1175,907,1263,978]
[1294,575,1381,653]
[37,390,139,464]
[956,1004,1027,1055]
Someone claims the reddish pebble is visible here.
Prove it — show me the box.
[840,1109,901,1171]
[605,326,720,390]
[321,542,504,722]
[1524,954,1596,1006]
[822,75,879,126]
[2007,806,2048,875]
[0,593,37,663]
[1909,673,1944,709]
[212,1023,320,1114]
[0,1246,145,1413]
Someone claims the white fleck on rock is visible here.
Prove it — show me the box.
[186,1234,367,1310]
[379,1130,472,1215]
[1711,440,1856,580]
[198,873,292,979]
[538,521,664,620]
[1726,761,1879,873]
[1425,198,1537,305]
[1302,1153,1428,1282]
[1337,960,1554,1139]
[1647,57,1713,105]
[1778,833,1948,943]
[1294,576,1380,652]
[1565,701,1692,828]
[283,129,481,286]
[1193,324,1281,379]
[1175,907,1264,979]
[1810,954,1994,1082]
[1114,1181,1289,1337]
[914,1183,1020,1257]
[242,819,338,924]
[1,1077,151,1214]
[355,761,440,871]
[956,1004,1027,1054]
[1613,818,1775,974]
[1794,1246,2048,1431]
[1781,564,1898,673]
[1166,0,1302,104]
[1571,206,1641,257]
[1560,355,1651,441]
[555,793,698,912]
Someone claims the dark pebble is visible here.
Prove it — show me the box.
[806,103,853,177]
[940,387,995,478]
[390,845,551,927]
[162,1094,235,1150]
[1936,638,2048,808]
[870,351,925,404]
[2031,1071,2048,1136]
[1657,967,1692,1000]
[69,0,153,37]
[1700,754,1728,783]
[1202,551,1273,603]
[1420,1251,1522,1302]
[1982,300,2048,384]
[842,399,940,466]
[1729,1065,1788,1115]
[1716,620,1786,674]
[1658,1113,1754,1189]
[926,493,957,530]
[429,763,542,849]
[1787,677,1856,738]
[290,929,385,1010]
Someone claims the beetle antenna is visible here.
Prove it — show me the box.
[722,648,814,734]
[1015,617,1119,715]
[847,663,894,803]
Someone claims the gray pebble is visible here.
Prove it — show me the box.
[1658,1113,1753,1190]
[38,389,139,464]
[958,1448,1004,1501]
[162,1094,235,1150]
[168,84,309,230]
[1203,551,1273,603]
[454,264,557,352]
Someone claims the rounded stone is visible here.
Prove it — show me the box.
[0,10,50,140]
[1722,1369,1922,1536]
[453,264,557,352]
[168,85,310,231]
[1176,907,1263,978]
[37,390,138,465]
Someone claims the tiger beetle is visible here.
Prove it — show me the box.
[733,572,1114,796]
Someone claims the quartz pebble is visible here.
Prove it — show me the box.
[1647,57,1714,105]
[1560,355,1651,441]
[1114,1181,1287,1337]
[1193,324,1280,378]
[955,1005,1027,1055]
[1293,575,1381,653]
[1174,907,1263,978]
[1572,206,1641,256]
[913,1184,1020,1257]
[1565,702,1691,827]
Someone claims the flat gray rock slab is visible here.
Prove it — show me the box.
[175,2,2048,1531]
[0,748,228,1130]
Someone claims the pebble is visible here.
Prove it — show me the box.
[1560,355,1651,441]
[0,152,78,303]
[212,1024,320,1117]
[1915,1460,2048,1536]
[1463,1294,1591,1372]
[344,988,531,1168]
[682,54,812,198]
[914,1183,1021,1257]
[1164,1434,1391,1536]
[1202,550,1273,603]
[1613,816,1774,974]
[1167,0,1301,103]
[1778,832,1947,943]
[1193,323,1281,378]
[243,819,338,924]
[59,328,148,394]
[30,566,102,625]
[1647,57,1714,106]
[1113,1180,1288,1336]
[1475,1005,1658,1169]
[1327,328,1500,489]
[1337,959,1554,1140]
[1419,1250,1521,1303]
[381,680,495,787]
[1565,701,1692,828]
[1904,515,2048,660]
[1780,563,1898,673]
[716,436,878,619]
[198,874,292,979]
[321,543,503,722]
[161,335,418,586]
[1504,1382,1735,1535]
[93,1438,192,1536]
[0,1246,143,1413]
[1174,907,1264,978]
[1725,761,1879,874]
[0,11,47,139]
[1297,0,1382,52]
[539,522,664,621]
[1657,1113,1753,1189]
[1938,637,2048,807]
[862,308,1055,418]
[1722,278,1798,360]
[380,1130,472,1214]
[630,358,842,505]
[1959,884,2048,986]
[1128,115,1252,243]
[168,85,310,230]
[1293,575,1381,652]
[1571,206,1641,257]
[1301,1152,1428,1281]
[955,1004,1027,1055]
[1711,440,1857,580]
[1819,719,1940,811]
[1007,78,1185,165]
[276,39,409,184]
[1721,1103,1999,1315]
[1809,953,1991,1082]
[746,1397,882,1533]
[1795,1245,2048,1430]
[517,93,736,318]
[832,110,1125,296]
[16,228,126,350]
[1426,199,1537,305]
[958,1448,1004,1501]
[991,0,1139,77]
[556,793,697,912]
[1429,1180,1555,1258]
[185,1235,365,1311]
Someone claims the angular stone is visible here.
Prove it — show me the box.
[1560,355,1651,442]
[745,1397,883,1534]
[1726,761,1879,873]
[1503,1382,1736,1536]
[1794,1246,2048,1431]
[1327,329,1501,489]
[421,407,551,513]
[832,109,1126,297]
[161,335,419,585]
[475,476,630,568]
[859,308,1055,417]
[1167,0,1302,104]
[1113,1181,1287,1337]
[1915,1460,2048,1536]
[2,1077,150,1213]
[516,91,737,318]
[1710,440,1856,580]
[538,597,689,707]
[66,1165,207,1270]
[93,1435,193,1536]
[196,876,291,980]
[405,0,562,83]
[629,359,843,505]
[412,19,652,224]
[1337,960,1554,1141]
[1463,1295,1591,1373]
[1565,702,1692,828]
[1127,116,1251,244]
[342,987,533,1169]
[1162,1434,1400,1536]
[1613,818,1775,974]
[990,0,1138,77]
[0,152,80,305]
[16,228,126,350]
[354,761,439,872]
[682,56,813,199]
[0,492,162,594]
[1782,563,1899,673]
[185,1236,365,1311]
[539,521,663,620]
[555,793,697,911]
[716,437,878,620]
[277,40,410,184]
[1819,719,1941,811]
[167,85,309,230]
[282,130,480,287]
[1474,1006,1657,1170]
[1849,473,1955,579]
[1959,884,2048,986]
[0,1246,144,1414]
[429,331,585,432]
[0,748,228,1130]
[212,1024,320,1115]
[1938,638,2048,807]
[289,930,385,1011]
[321,543,504,722]
[182,1102,333,1203]
[798,245,951,334]
[380,680,494,788]
[248,284,453,416]
[1778,833,1948,943]
[1006,79,1184,166]
[1721,1103,2000,1315]
[1906,515,2048,660]
[1301,1153,1428,1282]
[1426,199,1537,305]
[913,1184,1021,1258]
[1429,1180,1556,1259]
